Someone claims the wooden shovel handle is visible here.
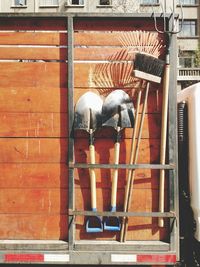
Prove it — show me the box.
[89,132,97,210]
[111,135,120,209]
[159,64,170,227]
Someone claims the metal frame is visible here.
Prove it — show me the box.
[0,12,179,266]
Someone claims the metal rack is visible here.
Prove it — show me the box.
[67,13,179,265]
[0,12,179,266]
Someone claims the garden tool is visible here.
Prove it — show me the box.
[74,91,103,233]
[102,89,134,231]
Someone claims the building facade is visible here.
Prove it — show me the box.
[0,0,200,90]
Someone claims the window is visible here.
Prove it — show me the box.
[179,20,197,37]
[140,0,159,4]
[179,51,195,68]
[99,0,112,5]
[40,0,59,6]
[68,0,84,4]
[14,0,26,6]
[178,0,197,5]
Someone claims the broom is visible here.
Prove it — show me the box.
[120,52,166,242]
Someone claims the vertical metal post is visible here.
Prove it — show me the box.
[67,15,75,251]
[168,17,180,260]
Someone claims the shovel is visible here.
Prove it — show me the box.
[102,90,134,231]
[74,91,103,233]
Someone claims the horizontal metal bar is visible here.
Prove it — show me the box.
[69,163,175,170]
[0,12,174,19]
[69,209,176,218]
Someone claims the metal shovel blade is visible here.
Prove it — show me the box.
[74,91,103,132]
[102,90,134,129]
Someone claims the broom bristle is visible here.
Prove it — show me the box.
[133,53,165,83]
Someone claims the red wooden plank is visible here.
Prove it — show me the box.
[0,88,67,113]
[0,62,67,88]
[0,18,67,31]
[0,113,160,138]
[0,189,68,213]
[0,32,67,45]
[0,47,67,61]
[0,163,68,189]
[0,163,161,190]
[0,138,67,163]
[74,18,164,32]
[0,214,68,239]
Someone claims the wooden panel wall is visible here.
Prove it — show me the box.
[0,18,68,240]
[0,17,168,241]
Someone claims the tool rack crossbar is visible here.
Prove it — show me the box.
[69,210,176,218]
[69,163,175,170]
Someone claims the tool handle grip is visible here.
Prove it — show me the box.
[159,64,170,228]
[89,144,97,210]
[111,141,120,208]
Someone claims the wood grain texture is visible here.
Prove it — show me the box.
[0,87,161,113]
[0,214,68,240]
[0,163,68,189]
[0,87,67,113]
[0,189,68,214]
[0,113,160,138]
[0,32,67,45]
[74,31,164,47]
[0,138,159,163]
[74,18,164,31]
[0,47,67,61]
[0,138,67,163]
[0,113,68,137]
[0,18,67,31]
[0,163,164,190]
[0,63,67,88]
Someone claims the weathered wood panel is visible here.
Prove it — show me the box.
[0,18,67,31]
[0,138,159,164]
[0,63,67,88]
[0,47,67,61]
[74,31,165,47]
[0,32,67,46]
[0,113,160,138]
[0,163,68,189]
[0,163,162,190]
[0,138,67,163]
[0,214,68,240]
[0,87,161,113]
[0,189,68,214]
[74,18,164,32]
[0,188,166,214]
[0,88,67,113]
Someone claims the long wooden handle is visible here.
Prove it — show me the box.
[120,84,149,242]
[120,91,141,243]
[111,140,120,209]
[122,90,142,214]
[89,139,97,210]
[158,64,170,227]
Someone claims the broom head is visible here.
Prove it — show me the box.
[133,53,165,84]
